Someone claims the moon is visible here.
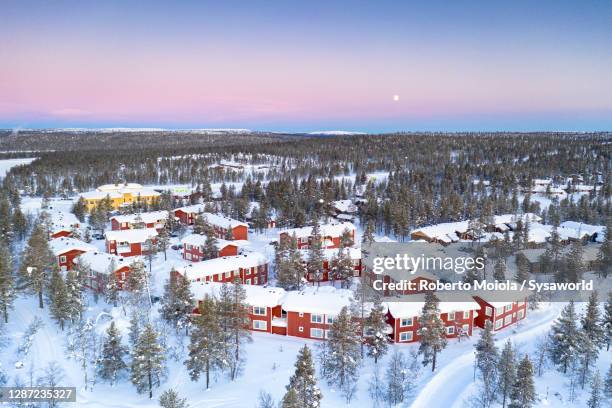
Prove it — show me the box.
[393,94,400,102]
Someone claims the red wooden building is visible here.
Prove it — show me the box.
[49,237,96,271]
[48,210,81,239]
[473,291,528,331]
[74,251,132,292]
[300,247,362,282]
[110,210,168,231]
[279,222,356,250]
[175,251,268,286]
[181,234,239,261]
[105,228,158,257]
[174,204,207,225]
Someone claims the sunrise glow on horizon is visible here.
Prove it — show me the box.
[1,1,611,132]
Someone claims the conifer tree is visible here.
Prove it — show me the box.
[498,340,517,408]
[160,274,194,335]
[128,312,141,348]
[604,364,612,399]
[0,241,15,323]
[494,258,507,281]
[157,227,170,261]
[332,247,355,287]
[48,267,70,330]
[11,206,27,241]
[280,388,300,408]
[549,300,581,373]
[587,371,603,408]
[203,234,219,260]
[579,291,605,387]
[596,218,611,278]
[130,323,166,399]
[185,296,223,390]
[19,221,55,308]
[475,321,499,408]
[321,306,361,402]
[604,292,612,351]
[98,321,128,385]
[418,292,447,372]
[218,281,251,381]
[64,269,84,324]
[105,260,120,307]
[286,345,321,408]
[385,349,413,405]
[365,296,389,364]
[159,389,189,408]
[515,258,530,283]
[307,220,325,286]
[509,355,536,408]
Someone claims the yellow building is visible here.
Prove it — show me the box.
[80,183,161,211]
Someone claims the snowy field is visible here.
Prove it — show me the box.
[0,157,37,178]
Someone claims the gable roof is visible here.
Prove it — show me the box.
[49,237,96,256]
[104,228,158,243]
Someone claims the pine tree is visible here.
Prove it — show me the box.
[560,242,584,283]
[579,291,605,387]
[587,371,603,408]
[604,292,612,351]
[332,247,355,288]
[321,306,361,402]
[0,241,15,323]
[128,312,141,348]
[418,292,447,372]
[203,234,219,260]
[64,269,84,324]
[160,274,194,335]
[126,260,149,295]
[48,267,70,330]
[256,390,275,408]
[157,227,170,261]
[159,389,189,408]
[509,355,536,408]
[98,321,128,385]
[498,340,517,408]
[604,364,612,399]
[475,321,499,408]
[72,197,87,222]
[515,258,530,283]
[130,323,166,399]
[280,388,300,408]
[286,345,321,408]
[185,296,223,389]
[596,217,611,278]
[365,296,389,364]
[494,258,507,281]
[362,221,375,246]
[105,259,120,307]
[307,220,325,286]
[12,206,27,241]
[549,300,580,373]
[218,281,251,380]
[19,221,55,308]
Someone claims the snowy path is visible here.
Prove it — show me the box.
[411,304,563,408]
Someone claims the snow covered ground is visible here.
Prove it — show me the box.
[0,157,37,178]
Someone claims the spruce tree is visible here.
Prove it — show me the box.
[19,221,55,308]
[475,321,499,408]
[587,371,603,408]
[130,323,166,399]
[0,241,15,323]
[64,269,84,324]
[498,340,517,408]
[417,291,447,372]
[159,389,189,408]
[549,300,580,373]
[105,260,120,307]
[509,355,536,408]
[160,274,194,335]
[332,247,355,288]
[286,345,321,408]
[604,364,612,399]
[280,388,300,408]
[218,281,251,381]
[596,217,611,278]
[157,227,170,261]
[98,321,128,385]
[185,296,223,389]
[579,291,605,387]
[307,219,325,286]
[603,292,612,351]
[365,296,389,364]
[48,267,70,330]
[494,258,507,281]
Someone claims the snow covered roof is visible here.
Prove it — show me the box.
[332,200,358,213]
[110,210,169,225]
[281,286,353,315]
[280,222,356,239]
[80,190,122,200]
[190,282,286,308]
[46,210,80,234]
[174,203,207,214]
[97,182,143,192]
[298,247,361,261]
[385,293,480,318]
[181,234,239,250]
[491,213,542,226]
[74,251,131,274]
[176,251,268,280]
[472,289,530,308]
[411,221,470,243]
[200,212,248,229]
[104,228,158,243]
[49,237,96,256]
[559,221,605,238]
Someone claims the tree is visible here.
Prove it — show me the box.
[332,247,355,288]
[203,234,219,260]
[321,306,361,402]
[365,296,389,364]
[509,355,536,408]
[159,389,189,408]
[280,388,300,408]
[130,323,166,399]
[0,241,15,323]
[307,220,325,286]
[256,390,275,408]
[19,221,55,308]
[596,217,611,278]
[185,296,223,389]
[493,258,507,281]
[286,345,321,408]
[587,371,603,408]
[604,364,612,399]
[549,300,580,373]
[515,258,530,283]
[475,321,499,408]
[498,340,517,408]
[579,291,605,387]
[64,269,84,324]
[418,291,447,372]
[160,274,194,335]
[105,260,120,307]
[157,228,170,261]
[72,197,87,222]
[144,238,158,273]
[385,349,413,405]
[48,267,70,330]
[98,321,128,385]
[604,292,612,351]
[218,280,251,381]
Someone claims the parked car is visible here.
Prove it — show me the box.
[171,244,183,250]
[92,233,105,240]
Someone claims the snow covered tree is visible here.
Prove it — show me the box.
[515,257,530,283]
[64,269,84,324]
[159,389,189,408]
[307,220,325,286]
[321,306,361,402]
[558,242,584,283]
[203,233,219,260]
[185,296,223,389]
[596,218,611,278]
[362,221,375,246]
[579,291,605,387]
[48,267,70,330]
[280,388,300,408]
[144,238,158,272]
[368,363,385,408]
[498,340,517,408]
[0,241,15,323]
[286,345,321,408]
[256,390,275,408]
[587,371,603,408]
[509,355,536,408]
[105,260,120,307]
[19,220,55,308]
[365,296,389,364]
[385,349,413,405]
[130,323,166,399]
[604,292,612,351]
[217,281,251,380]
[549,300,581,373]
[160,273,194,335]
[418,291,447,372]
[332,247,355,288]
[72,197,87,222]
[604,364,612,399]
[128,312,141,348]
[475,321,499,408]
[157,227,170,261]
[98,320,128,385]
[493,258,507,281]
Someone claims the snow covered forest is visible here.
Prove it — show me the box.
[0,130,610,408]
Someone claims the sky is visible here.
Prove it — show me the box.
[1,0,611,132]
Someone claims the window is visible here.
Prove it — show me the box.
[463,311,470,319]
[121,272,126,281]
[59,255,67,263]
[400,317,413,327]
[485,307,492,316]
[186,253,192,260]
[504,315,512,326]
[225,271,232,278]
[253,320,267,331]
[504,304,513,313]
[298,326,304,332]
[246,279,251,285]
[253,276,258,285]
[518,309,525,320]
[445,326,455,335]
[253,306,266,316]
[324,330,331,339]
[326,316,334,324]
[353,270,360,277]
[462,324,470,333]
[399,331,413,342]
[311,328,324,338]
[495,307,504,315]
[448,312,455,321]
[300,237,308,243]
[311,314,323,324]
[495,319,503,329]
